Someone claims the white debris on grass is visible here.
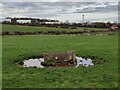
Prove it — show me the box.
[75,56,94,68]
[23,58,44,68]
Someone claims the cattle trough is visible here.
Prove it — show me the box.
[42,51,76,67]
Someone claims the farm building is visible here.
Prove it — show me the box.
[5,17,60,25]
[110,24,118,30]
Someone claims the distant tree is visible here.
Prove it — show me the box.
[65,20,70,25]
[106,22,111,28]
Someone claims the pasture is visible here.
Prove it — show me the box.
[2,24,108,32]
[2,32,118,88]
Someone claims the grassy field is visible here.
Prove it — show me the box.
[2,34,118,88]
[2,24,108,32]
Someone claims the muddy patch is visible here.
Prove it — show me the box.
[14,55,106,68]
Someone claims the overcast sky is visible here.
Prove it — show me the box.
[0,1,119,23]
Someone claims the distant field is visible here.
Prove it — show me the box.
[2,24,108,32]
[2,34,118,88]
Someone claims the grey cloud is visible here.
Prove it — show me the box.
[2,2,36,8]
[73,2,118,13]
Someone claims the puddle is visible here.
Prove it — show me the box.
[23,58,44,68]
[75,56,94,68]
[20,56,95,68]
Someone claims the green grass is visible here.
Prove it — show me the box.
[2,34,118,88]
[2,24,108,32]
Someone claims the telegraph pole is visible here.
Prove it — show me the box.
[82,15,84,26]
